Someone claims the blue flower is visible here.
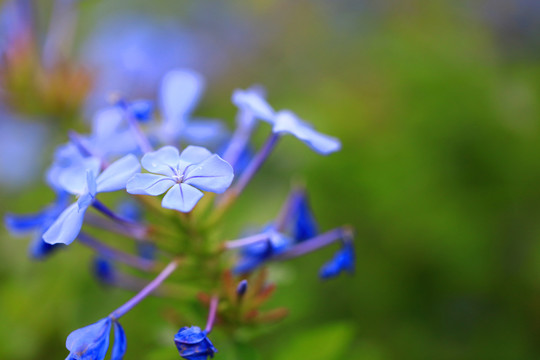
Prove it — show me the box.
[271,110,341,155]
[319,242,355,279]
[174,326,217,360]
[65,317,127,360]
[43,154,141,245]
[93,257,116,285]
[157,69,228,146]
[4,191,69,259]
[46,143,89,191]
[234,227,291,274]
[232,88,341,155]
[127,146,234,212]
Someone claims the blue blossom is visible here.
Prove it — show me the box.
[4,191,69,259]
[174,326,217,360]
[43,154,141,245]
[319,242,355,279]
[271,110,341,155]
[65,317,127,360]
[232,88,341,155]
[234,227,292,274]
[156,69,228,145]
[127,146,234,212]
[47,143,89,190]
[93,257,116,285]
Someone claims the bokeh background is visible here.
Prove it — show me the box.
[2,0,540,359]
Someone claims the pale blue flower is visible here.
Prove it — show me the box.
[156,69,228,146]
[127,146,234,212]
[43,155,141,245]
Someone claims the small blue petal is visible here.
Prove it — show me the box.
[161,183,203,213]
[4,212,48,234]
[96,154,141,193]
[182,119,229,146]
[66,318,111,360]
[178,145,212,165]
[272,111,341,155]
[232,88,274,123]
[58,157,101,195]
[184,154,234,194]
[141,146,180,176]
[77,192,95,211]
[293,193,318,242]
[43,202,88,245]
[160,69,204,128]
[111,321,127,360]
[126,173,174,196]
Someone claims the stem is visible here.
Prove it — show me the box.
[212,133,279,221]
[109,258,181,320]
[274,226,352,261]
[224,232,271,250]
[231,133,279,198]
[204,296,219,333]
[222,124,253,169]
[78,232,154,272]
[92,200,146,231]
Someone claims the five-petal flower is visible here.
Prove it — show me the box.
[127,146,234,212]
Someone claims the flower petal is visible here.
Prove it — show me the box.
[160,69,204,125]
[58,157,101,195]
[178,145,212,164]
[273,111,341,155]
[66,318,111,360]
[161,183,203,212]
[141,146,180,176]
[182,119,229,146]
[4,211,48,235]
[184,154,234,194]
[92,106,124,139]
[126,174,174,196]
[42,202,88,245]
[96,154,141,193]
[111,321,127,360]
[232,88,274,123]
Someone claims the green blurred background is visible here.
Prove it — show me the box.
[2,0,540,359]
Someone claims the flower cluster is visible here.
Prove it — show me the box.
[5,68,355,359]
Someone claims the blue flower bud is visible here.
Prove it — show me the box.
[236,279,248,297]
[174,326,217,360]
[319,242,355,279]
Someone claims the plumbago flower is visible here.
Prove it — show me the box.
[127,146,234,212]
[4,63,354,360]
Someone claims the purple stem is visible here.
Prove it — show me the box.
[274,227,352,261]
[222,123,254,169]
[232,133,279,197]
[224,232,271,250]
[78,232,154,271]
[204,296,219,333]
[109,258,180,320]
[92,200,148,239]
